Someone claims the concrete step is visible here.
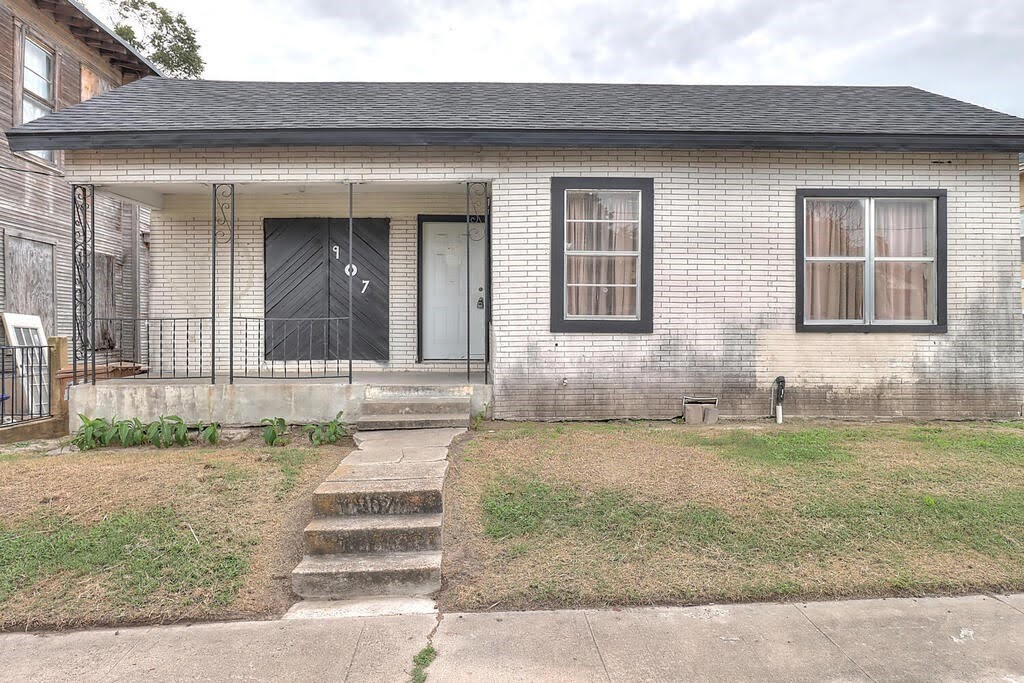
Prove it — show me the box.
[313,479,443,516]
[355,413,469,430]
[304,513,443,554]
[364,384,472,400]
[360,397,471,417]
[291,550,442,599]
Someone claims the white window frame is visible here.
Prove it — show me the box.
[563,188,643,321]
[800,193,942,329]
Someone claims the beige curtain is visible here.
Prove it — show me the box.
[805,199,865,321]
[565,191,639,317]
[874,199,934,321]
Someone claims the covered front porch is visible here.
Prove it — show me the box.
[67,179,493,425]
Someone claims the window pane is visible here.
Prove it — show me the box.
[22,96,50,124]
[566,222,638,252]
[23,40,52,100]
[875,262,935,322]
[566,255,637,285]
[24,39,51,78]
[805,261,864,321]
[24,70,52,101]
[566,190,640,221]
[875,199,935,257]
[567,285,638,317]
[805,198,866,257]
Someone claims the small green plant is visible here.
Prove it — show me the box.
[144,415,189,448]
[112,418,147,447]
[303,411,348,446]
[71,414,112,451]
[410,644,437,683]
[261,417,288,446]
[195,421,221,445]
[470,410,486,431]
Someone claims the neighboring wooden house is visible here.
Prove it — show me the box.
[5,80,1024,425]
[0,0,159,348]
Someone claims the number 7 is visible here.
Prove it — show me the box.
[361,280,370,294]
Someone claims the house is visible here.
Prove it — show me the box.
[1020,152,1023,309]
[4,80,1024,425]
[0,0,159,354]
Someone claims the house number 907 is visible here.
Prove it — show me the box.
[332,247,369,292]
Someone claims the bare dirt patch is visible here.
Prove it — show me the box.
[440,419,1024,611]
[0,434,348,631]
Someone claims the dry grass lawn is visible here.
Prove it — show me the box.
[440,420,1024,611]
[0,436,347,631]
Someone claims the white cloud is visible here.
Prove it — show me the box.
[82,0,1024,116]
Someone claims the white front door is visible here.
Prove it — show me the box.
[421,220,486,360]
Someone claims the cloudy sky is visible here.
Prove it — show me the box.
[84,0,1024,117]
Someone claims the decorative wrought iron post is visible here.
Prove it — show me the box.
[465,182,490,383]
[213,184,236,383]
[71,184,96,385]
[210,186,217,384]
[347,183,354,384]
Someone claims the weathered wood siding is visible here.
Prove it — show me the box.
[0,0,147,348]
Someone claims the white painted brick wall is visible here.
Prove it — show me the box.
[66,147,1024,419]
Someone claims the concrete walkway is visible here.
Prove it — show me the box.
[4,593,1024,682]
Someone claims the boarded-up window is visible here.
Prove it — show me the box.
[80,65,112,101]
[5,236,55,336]
[94,252,119,351]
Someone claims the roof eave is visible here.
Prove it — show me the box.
[7,128,1024,152]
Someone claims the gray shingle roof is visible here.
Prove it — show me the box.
[8,78,1024,151]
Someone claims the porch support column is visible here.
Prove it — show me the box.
[466,182,489,384]
[347,183,354,384]
[209,186,217,384]
[465,183,472,382]
[71,184,96,385]
[213,184,236,384]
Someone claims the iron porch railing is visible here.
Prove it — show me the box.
[0,344,51,426]
[94,317,213,380]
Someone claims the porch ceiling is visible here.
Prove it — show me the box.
[98,181,475,209]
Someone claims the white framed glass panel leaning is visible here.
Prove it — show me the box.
[797,190,946,333]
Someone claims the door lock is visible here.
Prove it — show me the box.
[476,296,485,309]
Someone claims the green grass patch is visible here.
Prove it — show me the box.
[269,448,318,498]
[482,478,731,550]
[0,507,248,608]
[410,644,437,683]
[901,426,1024,462]
[689,427,859,465]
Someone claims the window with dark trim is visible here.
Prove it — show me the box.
[550,177,654,333]
[796,189,947,333]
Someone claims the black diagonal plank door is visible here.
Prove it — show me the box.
[264,218,329,360]
[263,217,389,362]
[329,218,389,361]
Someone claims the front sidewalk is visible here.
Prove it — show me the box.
[3,593,1023,682]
